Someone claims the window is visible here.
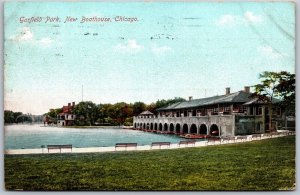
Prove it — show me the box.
[192,110,197,116]
[233,105,239,112]
[224,106,230,112]
[257,123,262,131]
[239,106,247,113]
[218,107,224,113]
[256,107,262,115]
[213,108,218,114]
[184,111,188,117]
[275,107,281,116]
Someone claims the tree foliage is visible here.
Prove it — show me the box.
[74,101,98,125]
[45,108,62,119]
[252,71,295,131]
[44,97,186,126]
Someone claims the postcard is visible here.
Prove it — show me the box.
[4,1,295,191]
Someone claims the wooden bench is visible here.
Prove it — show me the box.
[47,144,72,153]
[178,140,196,147]
[115,143,137,150]
[151,142,170,149]
[251,134,261,140]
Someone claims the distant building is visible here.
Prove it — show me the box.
[133,87,285,136]
[57,102,76,126]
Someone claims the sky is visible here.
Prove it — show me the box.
[4,2,295,115]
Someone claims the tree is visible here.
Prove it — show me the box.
[4,110,15,123]
[252,71,295,131]
[74,101,98,126]
[146,103,157,114]
[155,97,186,109]
[45,108,62,119]
[132,102,146,116]
[113,102,132,125]
[275,71,295,107]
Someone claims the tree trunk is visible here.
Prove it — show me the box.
[268,104,273,132]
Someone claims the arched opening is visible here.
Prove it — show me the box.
[164,123,168,131]
[140,123,143,130]
[210,124,219,136]
[154,123,158,130]
[146,123,150,130]
[150,123,153,130]
[134,123,137,128]
[183,124,188,134]
[175,123,181,134]
[159,123,163,131]
[200,124,208,134]
[190,124,197,134]
[143,123,146,129]
[169,123,174,132]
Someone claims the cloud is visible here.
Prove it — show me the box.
[215,15,236,26]
[257,45,284,59]
[115,39,143,53]
[10,27,54,47]
[39,37,53,46]
[151,44,172,55]
[11,27,33,42]
[244,11,262,24]
[216,12,263,27]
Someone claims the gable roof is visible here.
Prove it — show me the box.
[157,91,253,111]
[139,110,154,115]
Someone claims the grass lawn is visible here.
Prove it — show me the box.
[5,135,295,191]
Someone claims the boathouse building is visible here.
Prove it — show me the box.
[133,87,283,137]
[57,102,76,126]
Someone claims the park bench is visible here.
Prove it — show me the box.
[115,143,137,150]
[251,134,262,140]
[236,136,247,142]
[151,142,170,149]
[47,144,72,153]
[178,140,196,147]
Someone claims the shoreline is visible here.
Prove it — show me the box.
[5,133,294,155]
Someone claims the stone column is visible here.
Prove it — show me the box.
[180,123,183,134]
[187,124,191,134]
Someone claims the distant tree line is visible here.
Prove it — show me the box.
[4,111,43,124]
[45,97,186,126]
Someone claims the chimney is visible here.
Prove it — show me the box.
[225,87,230,95]
[68,103,71,107]
[189,96,193,101]
[244,86,250,93]
[72,102,75,106]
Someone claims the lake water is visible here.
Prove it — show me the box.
[5,124,192,149]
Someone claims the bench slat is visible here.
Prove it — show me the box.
[151,142,170,146]
[47,145,72,153]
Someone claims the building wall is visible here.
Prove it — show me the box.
[133,115,236,136]
[57,114,76,126]
[234,115,265,135]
